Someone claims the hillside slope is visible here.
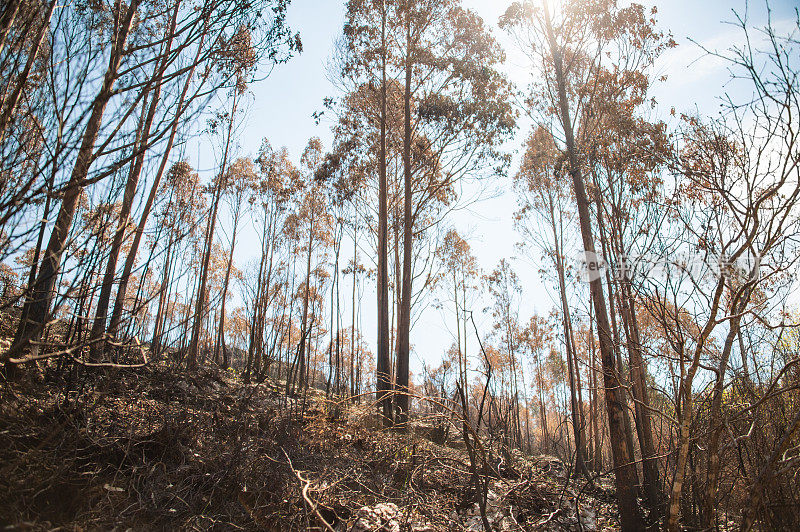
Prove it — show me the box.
[0,367,618,530]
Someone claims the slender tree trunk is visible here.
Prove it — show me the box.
[151,230,174,356]
[738,327,750,383]
[597,193,662,510]
[572,323,587,435]
[280,247,296,384]
[290,208,314,394]
[15,170,54,355]
[585,303,601,471]
[0,0,20,57]
[666,280,725,531]
[619,277,662,508]
[187,92,238,368]
[596,209,639,486]
[376,0,392,425]
[549,199,591,476]
[395,13,413,427]
[90,96,151,358]
[109,27,202,337]
[535,345,548,452]
[326,239,336,398]
[350,224,357,399]
[187,180,221,367]
[702,290,749,528]
[602,271,639,493]
[246,212,270,381]
[89,2,178,361]
[562,300,588,475]
[541,3,642,528]
[262,215,279,368]
[334,224,342,395]
[9,0,139,361]
[214,205,241,368]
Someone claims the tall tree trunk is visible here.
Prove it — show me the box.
[108,27,203,337]
[214,206,241,368]
[598,192,662,511]
[290,208,314,395]
[9,0,139,361]
[90,97,151,357]
[596,226,639,491]
[589,308,602,470]
[334,223,342,395]
[541,3,642,529]
[609,280,640,492]
[562,298,589,477]
[326,236,336,398]
[246,211,270,381]
[619,277,662,508]
[376,0,392,425]
[187,91,238,368]
[89,1,178,361]
[549,198,590,476]
[666,279,725,531]
[506,310,524,451]
[350,224,357,399]
[0,0,20,57]
[570,319,587,450]
[395,13,413,427]
[151,229,174,356]
[596,211,640,489]
[535,344,548,452]
[15,165,55,358]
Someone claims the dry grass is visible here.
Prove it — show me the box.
[0,365,619,531]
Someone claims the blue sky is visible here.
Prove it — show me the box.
[223,0,799,378]
[241,0,799,159]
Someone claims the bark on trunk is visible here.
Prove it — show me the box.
[10,0,139,360]
[542,3,642,528]
[376,0,392,425]
[395,13,413,427]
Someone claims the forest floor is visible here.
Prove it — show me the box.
[0,364,620,531]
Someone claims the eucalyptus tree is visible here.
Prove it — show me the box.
[392,0,515,425]
[245,140,298,379]
[284,138,330,394]
[333,0,394,422]
[486,259,525,451]
[331,0,514,425]
[213,157,258,366]
[4,0,300,367]
[513,126,591,476]
[501,0,676,526]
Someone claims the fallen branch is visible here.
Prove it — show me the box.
[282,448,336,532]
